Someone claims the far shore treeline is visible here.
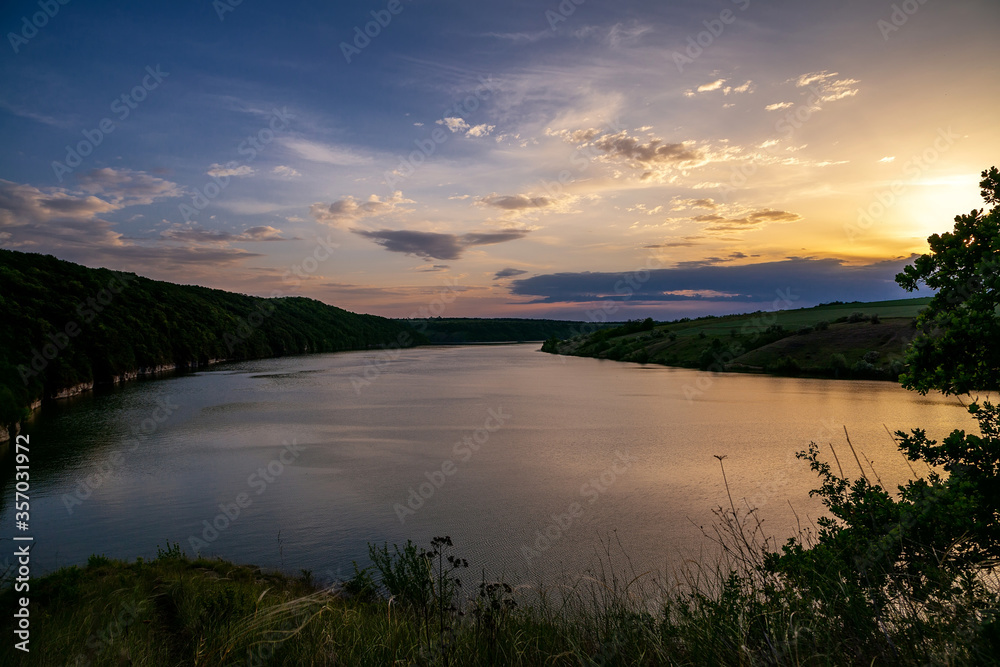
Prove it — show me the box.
[0,249,427,435]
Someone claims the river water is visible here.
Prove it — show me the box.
[0,344,973,586]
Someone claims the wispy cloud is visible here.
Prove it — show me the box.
[161,224,291,243]
[208,163,255,178]
[494,267,529,280]
[283,138,373,165]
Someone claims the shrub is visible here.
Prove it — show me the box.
[828,353,848,373]
[768,355,800,375]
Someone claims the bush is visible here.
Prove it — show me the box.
[768,355,800,375]
[851,359,877,377]
[828,353,848,373]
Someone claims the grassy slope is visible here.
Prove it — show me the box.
[0,551,636,666]
[547,297,931,380]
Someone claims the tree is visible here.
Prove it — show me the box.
[895,167,1000,395]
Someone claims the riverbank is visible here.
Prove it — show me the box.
[542,297,930,383]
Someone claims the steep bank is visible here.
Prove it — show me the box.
[0,249,425,439]
[541,297,931,381]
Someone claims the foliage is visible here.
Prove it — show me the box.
[0,248,424,431]
[895,167,1000,395]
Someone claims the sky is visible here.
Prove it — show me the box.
[1,0,998,320]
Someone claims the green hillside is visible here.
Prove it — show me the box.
[0,249,424,434]
[541,298,932,381]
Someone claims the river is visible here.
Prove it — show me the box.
[0,343,973,586]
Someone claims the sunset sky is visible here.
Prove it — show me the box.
[2,0,998,319]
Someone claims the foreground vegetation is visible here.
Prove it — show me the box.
[0,249,424,435]
[2,518,997,666]
[542,297,931,382]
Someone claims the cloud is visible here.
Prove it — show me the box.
[465,123,496,138]
[674,251,750,270]
[436,117,494,138]
[310,191,414,227]
[508,257,916,305]
[573,21,652,47]
[76,168,182,205]
[415,264,451,273]
[494,267,529,280]
[207,163,255,178]
[697,79,726,93]
[354,228,529,260]
[485,30,551,43]
[793,70,860,103]
[0,179,117,230]
[0,178,257,269]
[670,197,718,211]
[765,102,794,111]
[627,203,663,215]
[644,238,703,248]
[724,81,753,95]
[271,165,301,177]
[479,193,553,211]
[545,127,604,143]
[688,79,752,97]
[283,138,373,165]
[592,131,702,166]
[161,225,290,243]
[878,156,896,163]
[437,117,470,133]
[692,208,802,233]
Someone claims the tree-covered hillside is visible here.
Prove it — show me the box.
[0,249,423,431]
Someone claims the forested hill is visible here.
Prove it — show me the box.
[0,249,423,433]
